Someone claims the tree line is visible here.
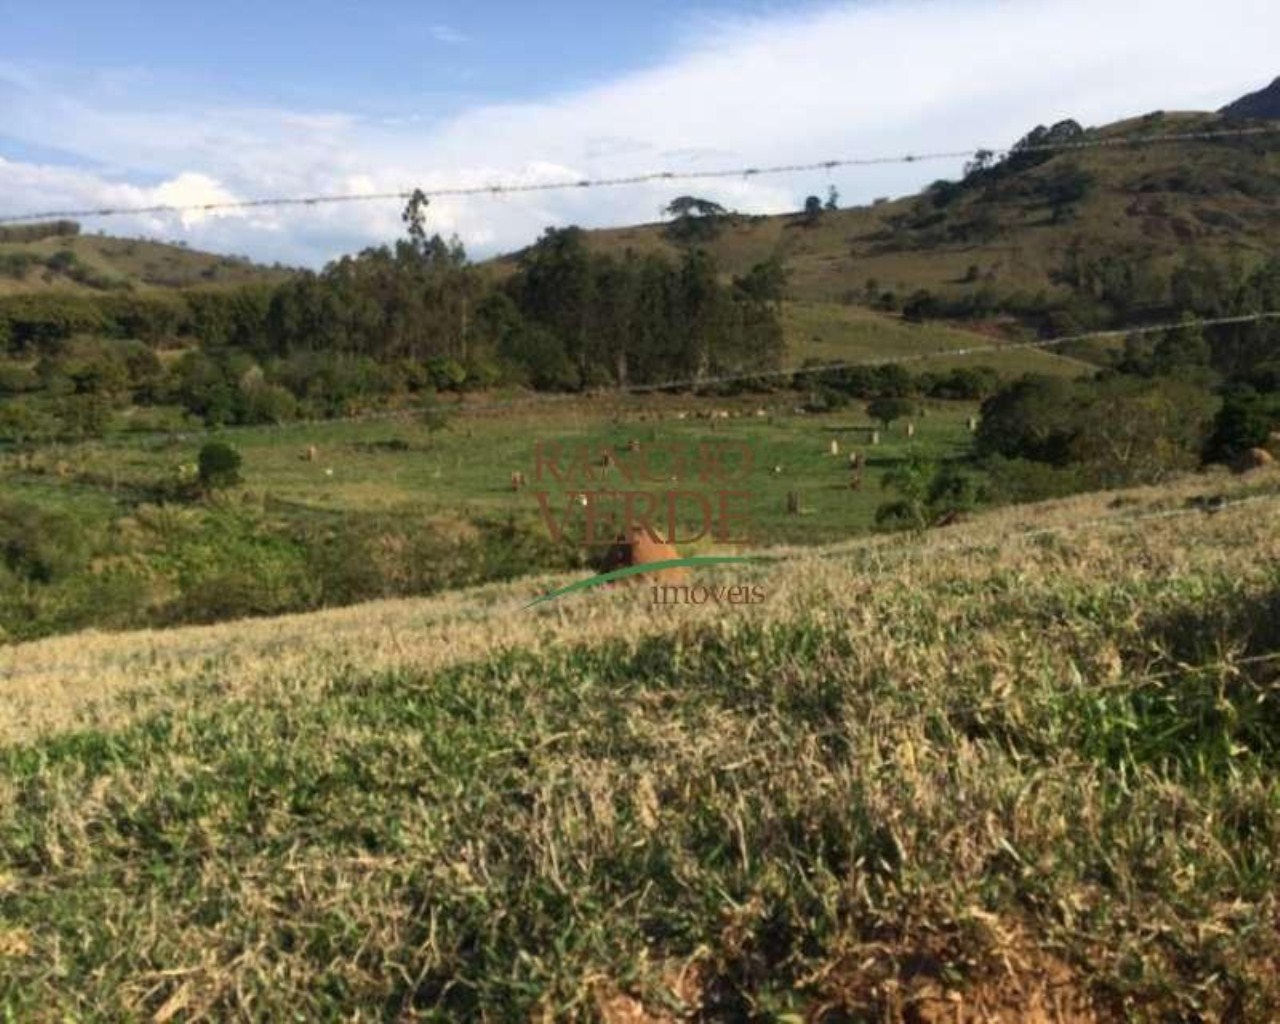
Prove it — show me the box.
[0,222,785,435]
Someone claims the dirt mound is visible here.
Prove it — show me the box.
[597,525,690,584]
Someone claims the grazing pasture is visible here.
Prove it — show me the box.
[0,392,980,546]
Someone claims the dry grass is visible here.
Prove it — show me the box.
[2,466,1275,744]
[1,466,1278,1021]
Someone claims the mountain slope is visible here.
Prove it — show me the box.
[564,109,1279,309]
[1222,76,1280,120]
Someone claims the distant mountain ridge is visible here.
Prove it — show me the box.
[1221,76,1280,120]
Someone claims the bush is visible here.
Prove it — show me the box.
[802,385,850,413]
[0,398,58,444]
[198,442,243,491]
[867,396,916,428]
[876,455,983,531]
[980,455,1087,504]
[0,500,89,584]
[927,366,1001,400]
[978,374,1217,485]
[55,393,113,439]
[240,381,298,425]
[1204,390,1279,464]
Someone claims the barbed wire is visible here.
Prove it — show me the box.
[2,124,1277,226]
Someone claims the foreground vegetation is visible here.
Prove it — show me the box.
[0,470,1278,1021]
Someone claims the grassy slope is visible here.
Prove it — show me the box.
[1,467,1278,1021]
[574,112,1280,304]
[778,301,1092,375]
[0,231,293,294]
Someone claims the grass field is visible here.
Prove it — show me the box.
[1,467,1278,1021]
[2,393,981,547]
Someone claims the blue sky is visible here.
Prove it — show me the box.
[1,0,1277,266]
[2,1,782,116]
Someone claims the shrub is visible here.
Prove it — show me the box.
[802,385,850,413]
[0,500,89,584]
[198,442,243,491]
[0,398,58,444]
[240,381,298,425]
[876,455,983,531]
[867,396,916,428]
[1204,390,1279,464]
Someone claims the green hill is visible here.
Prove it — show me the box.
[0,221,294,295]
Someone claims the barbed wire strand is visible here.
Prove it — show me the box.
[2,124,1277,226]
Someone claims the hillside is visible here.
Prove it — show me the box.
[1222,76,1280,120]
[566,110,1279,304]
[0,221,293,294]
[494,104,1280,368]
[1,467,1278,1020]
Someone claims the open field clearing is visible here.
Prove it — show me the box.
[1,467,1278,1020]
[1,393,979,545]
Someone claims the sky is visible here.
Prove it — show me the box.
[0,0,1277,267]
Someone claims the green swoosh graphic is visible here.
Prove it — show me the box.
[525,555,767,608]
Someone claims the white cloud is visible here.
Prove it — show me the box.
[428,24,468,45]
[0,0,1276,266]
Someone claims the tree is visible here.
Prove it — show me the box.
[963,148,995,181]
[803,195,824,223]
[978,374,1216,485]
[875,454,980,532]
[1066,376,1214,486]
[198,441,243,492]
[664,196,727,219]
[824,186,839,211]
[663,196,729,243]
[1151,318,1211,377]
[0,500,88,584]
[867,396,916,429]
[974,375,1079,465]
[401,188,430,253]
[733,255,788,307]
[1204,389,1278,463]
